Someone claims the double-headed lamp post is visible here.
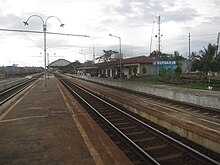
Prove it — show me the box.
[109,34,122,79]
[23,15,64,91]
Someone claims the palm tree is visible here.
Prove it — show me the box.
[191,52,199,60]
[190,52,201,72]
[216,52,220,74]
[199,43,218,74]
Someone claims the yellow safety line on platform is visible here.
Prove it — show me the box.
[0,84,36,121]
[0,115,46,123]
[56,80,104,165]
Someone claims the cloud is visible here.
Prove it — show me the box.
[101,0,199,27]
[162,7,198,23]
[213,0,220,5]
[1,0,220,66]
[0,13,23,29]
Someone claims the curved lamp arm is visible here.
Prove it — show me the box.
[23,15,44,26]
[45,16,64,27]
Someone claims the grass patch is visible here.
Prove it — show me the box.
[126,75,220,91]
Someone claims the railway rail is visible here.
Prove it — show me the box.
[56,74,220,165]
[0,75,41,106]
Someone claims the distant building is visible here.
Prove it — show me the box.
[48,59,71,68]
[0,66,43,78]
[48,59,71,72]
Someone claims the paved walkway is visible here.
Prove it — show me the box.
[0,76,131,165]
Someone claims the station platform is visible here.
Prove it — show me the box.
[66,74,220,154]
[75,75,220,110]
[0,76,131,164]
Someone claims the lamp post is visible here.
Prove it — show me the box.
[109,34,122,79]
[23,15,64,91]
[79,49,86,75]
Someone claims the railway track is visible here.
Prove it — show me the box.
[0,76,40,106]
[57,75,220,165]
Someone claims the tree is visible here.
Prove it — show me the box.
[133,66,137,75]
[142,66,147,74]
[191,52,199,60]
[171,51,186,63]
[149,50,170,60]
[175,65,182,84]
[191,59,201,71]
[96,50,118,62]
[216,52,220,73]
[198,43,218,74]
[190,52,201,71]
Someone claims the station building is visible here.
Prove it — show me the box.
[48,59,71,72]
[77,56,156,78]
[48,59,71,67]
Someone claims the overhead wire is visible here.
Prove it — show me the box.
[21,33,42,49]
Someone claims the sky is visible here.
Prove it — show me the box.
[0,0,220,67]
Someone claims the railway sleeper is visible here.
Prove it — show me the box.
[133,136,156,143]
[114,121,131,126]
[105,115,122,119]
[109,118,126,122]
[147,146,184,158]
[117,125,138,130]
[125,130,145,136]
[121,128,144,134]
[114,123,134,127]
[143,143,168,151]
[155,153,192,164]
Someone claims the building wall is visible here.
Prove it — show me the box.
[82,62,155,78]
[122,63,154,77]
[140,64,154,75]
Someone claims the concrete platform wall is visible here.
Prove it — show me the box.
[0,78,27,92]
[81,77,220,110]
[0,73,43,92]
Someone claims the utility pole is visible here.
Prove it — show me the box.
[189,33,191,59]
[149,21,155,54]
[92,38,96,63]
[158,16,161,52]
[216,32,220,56]
[47,53,50,79]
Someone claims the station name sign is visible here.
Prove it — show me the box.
[153,60,176,66]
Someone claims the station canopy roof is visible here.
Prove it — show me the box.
[48,59,71,67]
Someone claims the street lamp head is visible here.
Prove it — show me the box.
[23,21,29,26]
[60,23,65,27]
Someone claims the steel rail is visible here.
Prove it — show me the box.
[59,75,220,165]
[59,77,160,164]
[0,78,39,106]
